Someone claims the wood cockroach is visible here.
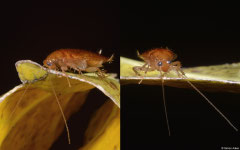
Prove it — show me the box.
[133,48,238,136]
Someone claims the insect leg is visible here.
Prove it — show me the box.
[133,63,155,84]
[170,61,182,68]
[85,67,99,72]
[77,69,83,75]
[65,59,85,76]
[132,63,148,76]
[59,65,71,87]
[86,67,106,78]
[139,64,151,84]
[69,66,83,75]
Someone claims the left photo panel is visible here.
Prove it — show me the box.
[0,3,120,150]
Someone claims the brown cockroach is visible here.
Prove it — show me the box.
[43,49,114,144]
[10,49,114,145]
[43,49,114,86]
[43,49,113,74]
[133,48,238,136]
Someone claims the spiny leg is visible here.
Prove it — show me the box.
[71,67,83,75]
[77,69,83,75]
[170,61,182,70]
[60,65,71,87]
[174,66,238,131]
[132,63,147,76]
[133,63,155,84]
[85,67,118,90]
[64,59,87,86]
[139,64,150,84]
[73,59,87,74]
[85,67,106,78]
[65,60,84,76]
[97,69,107,78]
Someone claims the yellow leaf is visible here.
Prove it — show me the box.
[0,60,120,150]
[120,57,240,93]
[79,100,120,150]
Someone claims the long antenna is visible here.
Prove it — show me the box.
[9,83,30,120]
[50,80,71,144]
[179,70,238,131]
[160,73,171,136]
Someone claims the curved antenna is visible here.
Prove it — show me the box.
[160,70,171,136]
[9,83,30,120]
[49,80,71,144]
[178,69,238,132]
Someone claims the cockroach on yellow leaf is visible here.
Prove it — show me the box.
[10,49,114,145]
[133,48,238,136]
[43,49,114,144]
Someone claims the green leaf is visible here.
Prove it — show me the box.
[120,57,240,93]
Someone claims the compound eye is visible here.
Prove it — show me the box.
[167,60,171,64]
[157,61,162,66]
[47,62,52,66]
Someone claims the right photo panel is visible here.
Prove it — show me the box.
[120,12,240,150]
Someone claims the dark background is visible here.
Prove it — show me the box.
[1,3,119,150]
[121,7,240,150]
[1,3,240,150]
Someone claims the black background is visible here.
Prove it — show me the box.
[1,2,240,150]
[121,7,240,150]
